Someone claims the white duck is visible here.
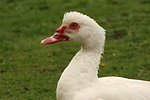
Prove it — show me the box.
[41,11,150,100]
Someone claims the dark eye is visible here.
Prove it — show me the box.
[71,24,77,28]
[69,22,80,30]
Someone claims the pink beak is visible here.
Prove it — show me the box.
[41,26,69,44]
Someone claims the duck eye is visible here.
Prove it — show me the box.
[71,24,77,28]
[69,22,80,30]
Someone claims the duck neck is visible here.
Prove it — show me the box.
[57,44,103,100]
[72,47,102,81]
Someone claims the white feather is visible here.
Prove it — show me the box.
[54,11,150,100]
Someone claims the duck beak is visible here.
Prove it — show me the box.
[41,32,69,44]
[41,26,69,45]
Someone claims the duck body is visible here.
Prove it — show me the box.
[57,50,150,100]
[41,11,150,100]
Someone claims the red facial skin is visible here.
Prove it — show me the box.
[41,22,80,45]
[54,26,68,40]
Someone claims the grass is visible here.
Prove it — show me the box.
[0,0,150,99]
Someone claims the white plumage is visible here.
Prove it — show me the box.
[41,11,150,100]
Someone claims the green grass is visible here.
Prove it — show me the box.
[0,0,150,99]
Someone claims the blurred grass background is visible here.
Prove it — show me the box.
[0,0,150,99]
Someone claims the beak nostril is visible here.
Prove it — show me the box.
[53,34,59,38]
